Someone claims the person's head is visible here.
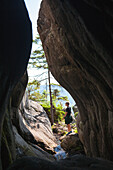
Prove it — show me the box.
[65,101,70,107]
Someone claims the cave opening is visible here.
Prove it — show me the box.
[1,0,113,170]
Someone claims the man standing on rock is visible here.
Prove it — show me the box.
[63,101,72,135]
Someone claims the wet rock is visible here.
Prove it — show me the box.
[61,133,84,155]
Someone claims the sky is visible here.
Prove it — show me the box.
[24,0,59,84]
[24,0,42,39]
[24,0,75,106]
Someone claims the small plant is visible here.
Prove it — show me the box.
[74,112,78,118]
[73,128,78,134]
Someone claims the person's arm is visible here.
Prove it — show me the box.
[63,112,67,119]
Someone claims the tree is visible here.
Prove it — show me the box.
[28,34,54,124]
[48,70,54,125]
[52,89,60,100]
[28,35,47,69]
[27,79,40,97]
[27,34,69,124]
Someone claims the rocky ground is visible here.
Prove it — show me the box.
[52,121,85,156]
[6,94,113,170]
[11,90,84,161]
[8,154,113,170]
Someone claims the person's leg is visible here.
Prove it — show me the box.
[67,124,71,132]
[66,124,72,136]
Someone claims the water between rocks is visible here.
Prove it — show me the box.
[54,144,66,160]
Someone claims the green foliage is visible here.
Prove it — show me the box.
[27,80,40,98]
[52,89,60,100]
[71,122,78,133]
[27,34,69,124]
[53,89,60,96]
[28,80,40,87]
[55,104,65,121]
[28,91,45,102]
[28,34,48,69]
[41,102,65,123]
[51,88,68,104]
[32,35,40,44]
[74,112,78,118]
[27,34,49,101]
[41,102,50,110]
[50,83,61,86]
[57,96,68,101]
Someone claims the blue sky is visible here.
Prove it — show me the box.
[24,0,42,38]
[24,0,75,106]
[24,0,59,85]
[24,0,47,81]
[23,0,62,85]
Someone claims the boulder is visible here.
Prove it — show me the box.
[13,126,55,161]
[1,109,16,170]
[0,0,32,168]
[76,113,84,145]
[58,155,113,170]
[1,72,29,169]
[52,122,68,137]
[15,93,58,154]
[1,71,56,169]
[8,154,113,170]
[61,133,84,155]
[38,0,113,161]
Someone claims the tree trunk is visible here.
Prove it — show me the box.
[48,70,54,125]
[46,79,48,101]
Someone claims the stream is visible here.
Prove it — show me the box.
[54,144,66,160]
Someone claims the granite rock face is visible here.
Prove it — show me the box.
[1,72,28,170]
[2,72,56,169]
[0,1,32,169]
[38,0,113,161]
[13,125,55,162]
[15,92,57,154]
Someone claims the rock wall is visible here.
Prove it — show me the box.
[0,1,32,169]
[15,92,57,155]
[7,154,113,170]
[38,0,113,161]
[1,72,28,169]
[1,72,57,169]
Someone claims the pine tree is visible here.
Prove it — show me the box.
[28,34,54,124]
